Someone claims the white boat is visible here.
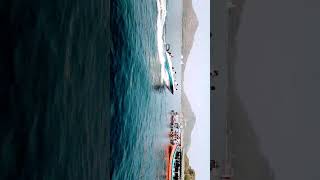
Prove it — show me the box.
[161,51,176,94]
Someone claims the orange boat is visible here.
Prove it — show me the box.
[165,144,177,180]
[165,144,183,180]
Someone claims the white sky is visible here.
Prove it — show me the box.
[184,0,210,179]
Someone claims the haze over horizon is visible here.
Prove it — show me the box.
[184,0,210,179]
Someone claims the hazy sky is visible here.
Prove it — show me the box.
[184,0,210,179]
[235,0,320,179]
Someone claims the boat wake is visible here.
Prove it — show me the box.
[156,0,177,94]
[156,0,167,66]
[151,0,167,92]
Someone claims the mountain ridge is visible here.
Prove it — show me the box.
[181,0,198,179]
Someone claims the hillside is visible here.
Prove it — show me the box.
[181,0,198,179]
[181,0,198,152]
[184,154,195,180]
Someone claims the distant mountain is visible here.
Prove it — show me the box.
[181,0,198,74]
[181,0,198,152]
[181,0,199,180]
[181,0,198,178]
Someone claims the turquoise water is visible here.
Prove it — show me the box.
[110,0,169,179]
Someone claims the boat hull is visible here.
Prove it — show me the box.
[160,52,175,94]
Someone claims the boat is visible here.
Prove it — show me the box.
[165,111,183,180]
[161,51,176,94]
[165,144,183,180]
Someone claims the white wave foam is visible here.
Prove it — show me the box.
[156,0,167,65]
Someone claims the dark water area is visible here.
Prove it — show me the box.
[0,0,167,179]
[0,0,112,179]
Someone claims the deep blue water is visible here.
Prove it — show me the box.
[110,0,168,179]
[0,0,169,179]
[0,0,112,179]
